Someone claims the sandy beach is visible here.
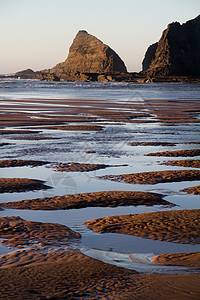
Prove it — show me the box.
[0,248,199,299]
[0,83,200,299]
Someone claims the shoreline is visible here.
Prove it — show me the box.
[3,73,200,83]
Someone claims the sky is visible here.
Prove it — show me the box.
[0,0,199,74]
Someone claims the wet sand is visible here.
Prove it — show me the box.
[0,249,199,299]
[85,209,200,244]
[100,169,200,184]
[0,159,49,168]
[0,216,81,248]
[1,247,199,269]
[162,159,200,168]
[0,142,11,147]
[0,98,200,129]
[85,150,96,153]
[0,248,77,268]
[0,178,50,193]
[0,96,200,298]
[0,129,41,135]
[146,149,200,157]
[181,185,200,195]
[0,159,122,172]
[8,135,60,140]
[43,124,104,131]
[0,190,171,210]
[152,252,200,267]
[48,162,115,172]
[129,141,176,146]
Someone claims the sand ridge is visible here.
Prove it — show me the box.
[181,185,200,195]
[8,135,60,140]
[43,124,103,131]
[0,129,41,135]
[151,252,200,268]
[0,178,50,193]
[0,216,81,248]
[0,190,172,210]
[162,159,200,168]
[146,149,200,157]
[48,162,117,172]
[0,159,49,168]
[85,209,200,244]
[129,141,176,146]
[100,169,200,184]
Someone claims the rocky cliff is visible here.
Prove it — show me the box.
[50,30,127,75]
[143,15,200,77]
[142,43,158,71]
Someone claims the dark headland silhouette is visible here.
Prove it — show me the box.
[143,14,200,77]
[14,15,200,82]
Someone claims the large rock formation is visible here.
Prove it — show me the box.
[142,43,158,71]
[143,15,200,77]
[50,30,127,76]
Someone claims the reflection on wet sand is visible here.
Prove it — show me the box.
[0,82,200,298]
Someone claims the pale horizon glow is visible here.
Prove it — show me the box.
[1,0,200,74]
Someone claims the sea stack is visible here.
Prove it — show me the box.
[142,15,200,77]
[50,30,127,75]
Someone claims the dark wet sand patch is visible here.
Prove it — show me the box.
[181,185,200,195]
[43,124,103,131]
[85,209,200,244]
[1,98,200,128]
[0,142,11,147]
[0,112,66,127]
[100,170,200,184]
[146,99,200,123]
[185,142,200,145]
[0,216,81,248]
[48,162,125,172]
[0,191,172,210]
[0,111,99,127]
[146,149,200,157]
[162,159,200,168]
[0,159,123,172]
[85,150,96,153]
[0,129,41,135]
[0,249,199,300]
[152,252,200,268]
[129,142,176,146]
[0,178,50,193]
[8,135,60,140]
[0,159,50,168]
